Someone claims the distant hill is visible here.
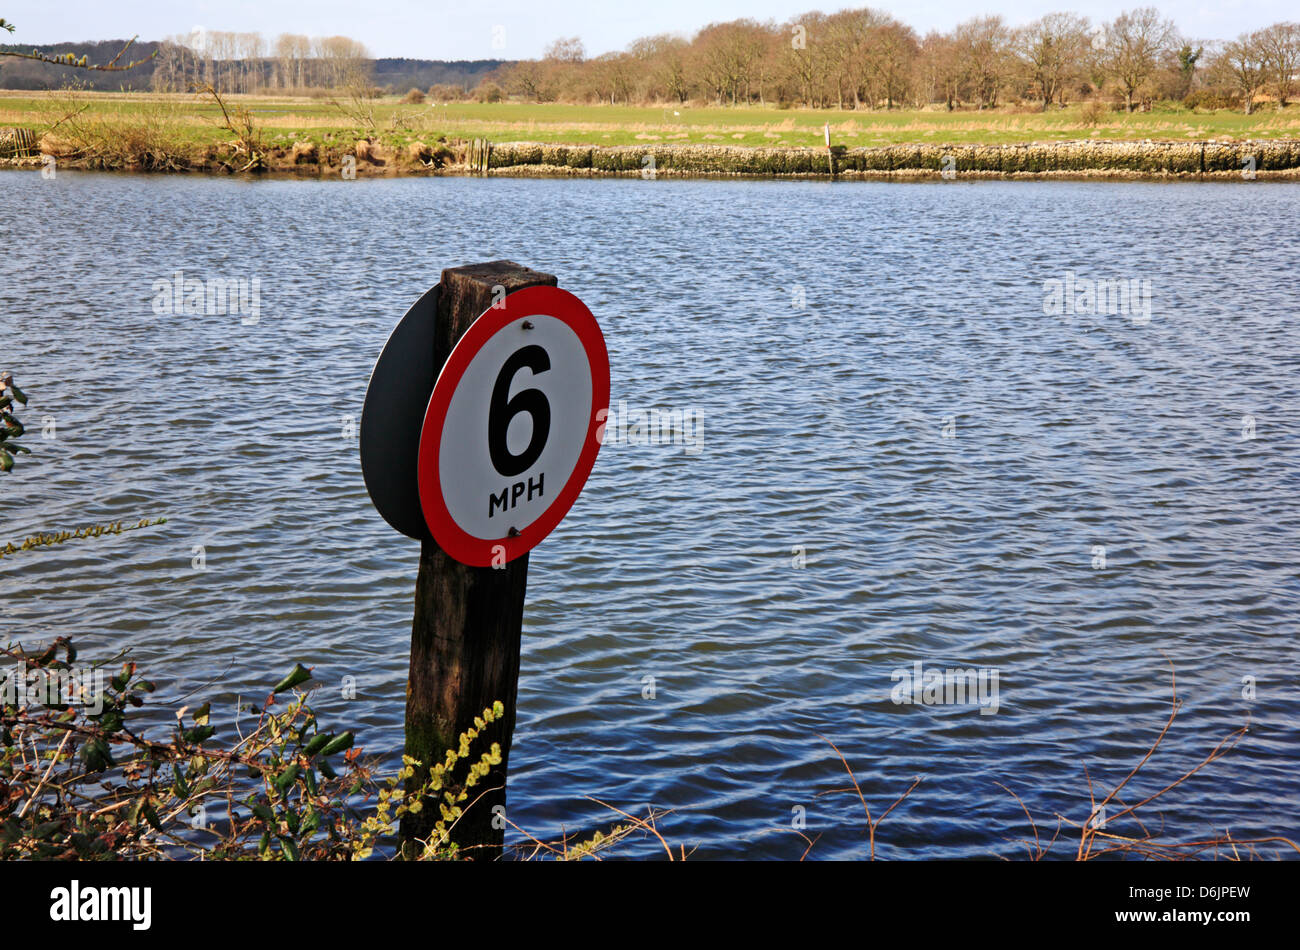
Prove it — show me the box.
[372,58,508,92]
[0,40,510,92]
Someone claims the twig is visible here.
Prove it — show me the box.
[17,728,71,819]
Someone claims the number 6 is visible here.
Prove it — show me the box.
[488,345,551,477]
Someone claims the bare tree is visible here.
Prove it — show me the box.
[1211,33,1269,114]
[150,39,193,91]
[274,34,311,91]
[315,36,369,90]
[544,37,586,64]
[503,59,547,101]
[1017,12,1091,109]
[630,34,693,103]
[866,18,918,109]
[780,11,835,108]
[955,16,1014,109]
[1100,7,1177,111]
[238,32,265,93]
[825,8,882,109]
[588,52,638,105]
[916,30,963,110]
[692,19,768,105]
[1254,21,1300,108]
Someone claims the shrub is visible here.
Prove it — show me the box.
[402,87,426,104]
[0,372,29,473]
[1,638,529,860]
[1079,99,1107,127]
[427,83,465,103]
[0,637,647,860]
[35,88,191,171]
[1183,89,1235,111]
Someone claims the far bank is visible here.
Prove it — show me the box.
[5,134,1299,181]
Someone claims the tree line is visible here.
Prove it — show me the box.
[498,7,1300,113]
[149,30,370,94]
[6,8,1296,114]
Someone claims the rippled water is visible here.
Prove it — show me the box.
[3,170,1299,859]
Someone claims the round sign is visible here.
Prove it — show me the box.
[360,284,438,541]
[417,285,609,566]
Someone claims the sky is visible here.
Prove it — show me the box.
[6,0,1287,60]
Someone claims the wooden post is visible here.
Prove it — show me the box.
[466,139,492,176]
[400,261,557,859]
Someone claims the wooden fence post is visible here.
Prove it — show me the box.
[399,261,558,859]
[466,138,492,175]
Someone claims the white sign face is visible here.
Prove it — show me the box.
[417,286,609,567]
[439,314,591,537]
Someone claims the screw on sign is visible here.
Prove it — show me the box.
[418,285,609,567]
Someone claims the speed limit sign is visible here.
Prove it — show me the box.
[417,285,609,566]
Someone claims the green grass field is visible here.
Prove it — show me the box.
[5,90,1299,154]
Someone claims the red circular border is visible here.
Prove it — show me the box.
[417,285,609,567]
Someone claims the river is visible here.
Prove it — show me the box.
[3,170,1298,858]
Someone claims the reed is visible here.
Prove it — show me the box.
[994,660,1300,862]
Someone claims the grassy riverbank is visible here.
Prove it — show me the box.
[4,90,1300,178]
[6,90,1300,145]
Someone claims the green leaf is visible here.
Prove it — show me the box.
[8,384,25,405]
[182,725,215,744]
[302,732,333,757]
[81,738,114,772]
[96,708,124,734]
[249,802,275,823]
[320,731,354,756]
[33,820,63,839]
[271,663,313,694]
[273,763,300,792]
[111,663,133,692]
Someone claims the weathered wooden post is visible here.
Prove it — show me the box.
[466,139,492,176]
[401,262,553,857]
[361,261,609,861]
